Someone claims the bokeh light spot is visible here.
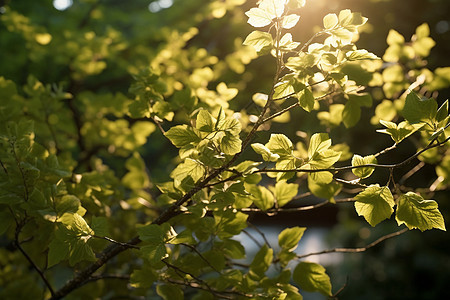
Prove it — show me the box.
[148,0,173,13]
[53,0,73,11]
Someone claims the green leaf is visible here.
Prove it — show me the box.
[214,210,248,239]
[249,244,273,280]
[346,50,379,61]
[354,185,395,226]
[402,91,438,124]
[170,158,205,186]
[60,213,93,236]
[220,132,242,155]
[351,154,377,179]
[387,29,405,45]
[251,143,280,162]
[266,134,293,156]
[377,120,424,144]
[245,8,273,28]
[141,243,168,263]
[91,216,108,236]
[308,149,341,169]
[130,267,158,288]
[323,13,338,29]
[435,100,448,122]
[396,192,446,231]
[217,239,246,259]
[0,210,13,235]
[157,284,184,300]
[307,171,333,185]
[243,30,273,53]
[308,178,341,201]
[293,262,332,296]
[273,80,295,100]
[55,195,81,217]
[308,133,331,159]
[137,224,164,243]
[274,158,297,181]
[297,88,315,112]
[249,185,274,211]
[69,239,96,266]
[278,227,306,251]
[275,180,298,207]
[165,125,200,148]
[48,231,70,267]
[342,100,361,128]
[196,109,215,132]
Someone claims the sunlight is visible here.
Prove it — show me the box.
[53,0,73,11]
[148,0,173,13]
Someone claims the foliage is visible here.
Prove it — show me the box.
[0,0,449,299]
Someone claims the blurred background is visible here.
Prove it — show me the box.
[1,0,449,299]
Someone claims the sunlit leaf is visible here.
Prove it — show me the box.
[354,185,395,226]
[293,262,332,296]
[351,154,377,179]
[278,227,306,251]
[396,192,446,231]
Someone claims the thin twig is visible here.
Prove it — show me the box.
[15,222,55,296]
[399,161,425,185]
[163,260,222,299]
[240,198,354,214]
[152,116,166,134]
[86,274,130,283]
[296,228,409,259]
[247,222,272,249]
[165,278,257,299]
[241,229,262,248]
[180,243,220,274]
[93,235,140,249]
[374,143,397,158]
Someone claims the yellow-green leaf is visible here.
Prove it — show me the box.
[293,262,332,296]
[396,192,446,231]
[354,185,395,226]
[351,154,377,179]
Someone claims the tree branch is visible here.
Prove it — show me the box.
[296,227,409,259]
[240,198,354,214]
[253,136,450,174]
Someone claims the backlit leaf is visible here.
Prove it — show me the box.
[396,192,446,231]
[249,244,273,280]
[323,14,338,29]
[293,262,332,296]
[282,14,300,29]
[275,180,298,207]
[278,227,306,251]
[402,91,437,124]
[245,8,273,27]
[252,143,280,162]
[165,125,200,148]
[352,154,377,179]
[243,31,273,53]
[297,88,315,112]
[354,185,395,226]
[266,134,293,156]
